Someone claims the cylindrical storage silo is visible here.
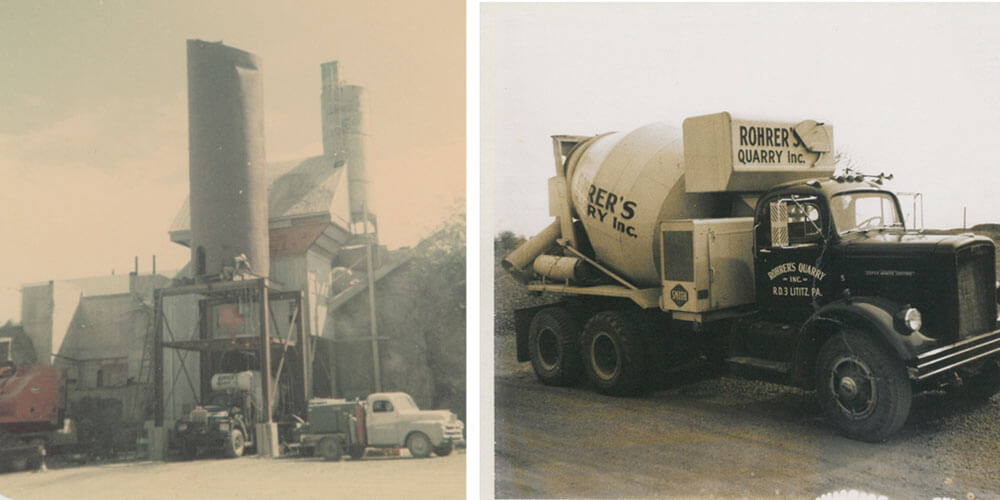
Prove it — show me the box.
[186,40,270,278]
[341,85,371,223]
[566,122,724,287]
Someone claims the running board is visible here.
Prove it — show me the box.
[726,357,792,374]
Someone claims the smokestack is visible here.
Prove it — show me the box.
[186,40,270,279]
[321,62,372,225]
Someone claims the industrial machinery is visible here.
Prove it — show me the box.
[292,392,463,460]
[173,371,266,459]
[0,363,62,471]
[505,112,1000,442]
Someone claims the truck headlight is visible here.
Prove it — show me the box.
[218,422,231,432]
[176,423,188,432]
[897,307,922,333]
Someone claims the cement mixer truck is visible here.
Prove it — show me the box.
[174,371,266,458]
[504,112,1000,442]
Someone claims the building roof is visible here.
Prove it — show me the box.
[169,155,350,246]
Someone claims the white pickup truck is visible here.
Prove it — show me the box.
[293,392,464,460]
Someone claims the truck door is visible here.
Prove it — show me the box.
[366,398,400,445]
[755,194,830,322]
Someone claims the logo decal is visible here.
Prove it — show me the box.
[670,284,689,307]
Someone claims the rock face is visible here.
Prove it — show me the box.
[328,216,465,421]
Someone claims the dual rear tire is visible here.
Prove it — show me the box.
[528,307,649,396]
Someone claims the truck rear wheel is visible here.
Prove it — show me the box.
[223,429,245,458]
[406,432,432,458]
[317,437,343,461]
[816,331,912,442]
[581,310,648,396]
[528,307,583,386]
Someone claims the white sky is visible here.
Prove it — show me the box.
[482,3,1000,241]
[0,1,465,323]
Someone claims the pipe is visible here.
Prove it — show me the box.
[502,220,560,273]
[532,255,591,282]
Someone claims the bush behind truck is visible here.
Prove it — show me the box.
[504,112,1000,442]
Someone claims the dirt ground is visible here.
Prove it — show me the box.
[0,450,465,500]
[494,335,1000,499]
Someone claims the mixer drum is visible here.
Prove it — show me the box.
[567,123,724,287]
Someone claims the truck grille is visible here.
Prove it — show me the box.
[956,245,996,339]
[189,408,209,425]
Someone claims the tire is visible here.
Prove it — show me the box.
[223,429,245,458]
[349,445,365,460]
[316,437,343,461]
[528,307,583,386]
[956,359,1000,402]
[406,432,432,459]
[815,331,912,442]
[433,443,453,457]
[580,310,648,396]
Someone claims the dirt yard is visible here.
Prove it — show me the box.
[494,335,1000,499]
[0,451,465,500]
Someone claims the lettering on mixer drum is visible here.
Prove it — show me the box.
[586,183,639,238]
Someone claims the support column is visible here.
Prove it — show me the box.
[297,291,310,412]
[153,289,164,427]
[199,300,211,403]
[258,279,272,424]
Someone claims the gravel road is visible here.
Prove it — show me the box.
[494,335,1000,499]
[0,451,465,500]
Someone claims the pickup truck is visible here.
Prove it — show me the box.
[292,392,464,460]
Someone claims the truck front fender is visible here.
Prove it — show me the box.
[793,297,936,387]
[401,421,448,447]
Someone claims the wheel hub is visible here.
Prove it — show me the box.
[537,327,560,370]
[830,356,877,420]
[838,376,859,398]
[590,332,620,380]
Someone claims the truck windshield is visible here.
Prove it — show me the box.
[830,192,903,234]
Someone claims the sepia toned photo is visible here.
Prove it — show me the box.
[0,2,465,498]
[484,3,1000,499]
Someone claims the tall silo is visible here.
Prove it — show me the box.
[186,40,270,279]
[320,61,372,225]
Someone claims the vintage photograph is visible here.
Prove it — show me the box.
[0,1,465,498]
[484,3,1000,499]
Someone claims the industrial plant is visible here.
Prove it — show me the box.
[0,40,465,468]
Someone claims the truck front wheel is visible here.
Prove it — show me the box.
[528,307,583,386]
[433,443,453,456]
[581,310,647,396]
[816,331,912,442]
[406,432,432,458]
[223,429,245,458]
